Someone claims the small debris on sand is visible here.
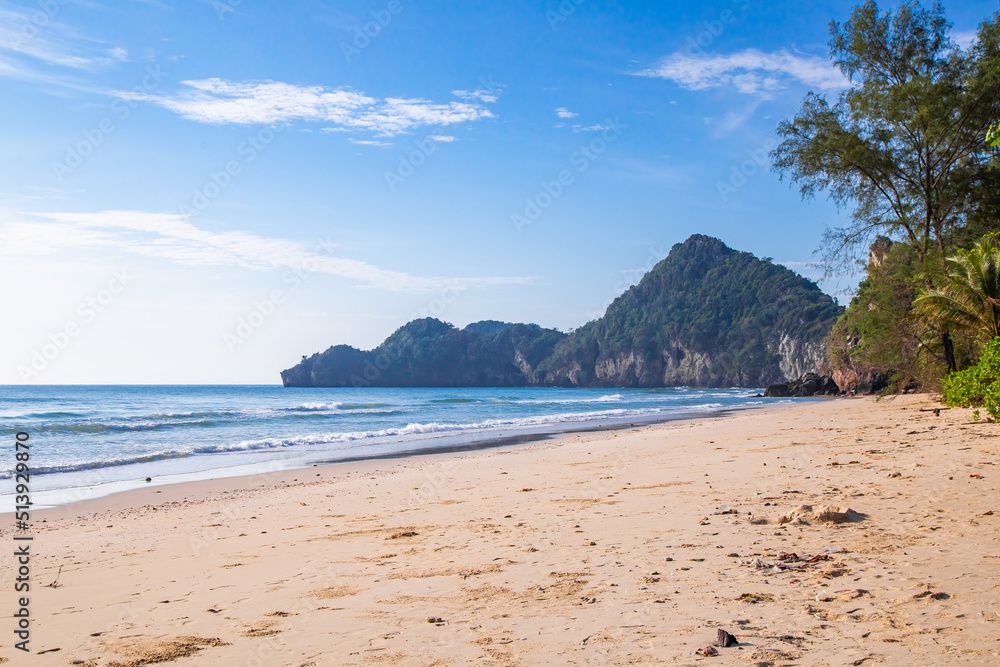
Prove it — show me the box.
[386,531,418,540]
[753,505,866,526]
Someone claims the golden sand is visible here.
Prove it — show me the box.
[3,394,998,665]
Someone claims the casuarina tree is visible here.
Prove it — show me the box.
[772,1,1000,371]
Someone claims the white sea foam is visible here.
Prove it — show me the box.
[501,393,625,405]
[291,402,345,411]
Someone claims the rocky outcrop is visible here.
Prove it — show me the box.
[831,368,889,395]
[764,373,840,397]
[773,334,827,382]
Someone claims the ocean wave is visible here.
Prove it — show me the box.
[223,406,682,452]
[2,403,404,435]
[288,402,392,411]
[498,393,625,405]
[23,411,87,418]
[0,389,764,483]
[0,450,196,477]
[151,410,237,419]
[0,430,317,478]
[290,402,343,411]
[0,420,221,435]
[1,406,691,478]
[287,409,402,419]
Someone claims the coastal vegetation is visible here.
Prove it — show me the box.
[942,337,1000,420]
[773,1,1000,403]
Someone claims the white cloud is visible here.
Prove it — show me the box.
[953,30,978,49]
[348,138,393,147]
[120,78,498,136]
[427,135,456,143]
[0,211,531,294]
[638,48,848,98]
[555,107,578,119]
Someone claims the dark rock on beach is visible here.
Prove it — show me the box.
[764,372,840,397]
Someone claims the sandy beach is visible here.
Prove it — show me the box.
[3,394,998,666]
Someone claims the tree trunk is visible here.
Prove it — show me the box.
[941,330,957,373]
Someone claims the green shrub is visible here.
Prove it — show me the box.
[942,338,1000,421]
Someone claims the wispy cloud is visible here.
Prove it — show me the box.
[0,190,67,201]
[0,211,531,294]
[0,6,128,72]
[953,29,978,49]
[348,138,393,147]
[453,88,499,103]
[638,48,848,98]
[704,98,764,134]
[108,46,129,62]
[555,107,578,119]
[122,79,498,136]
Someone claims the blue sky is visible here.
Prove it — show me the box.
[1,0,995,383]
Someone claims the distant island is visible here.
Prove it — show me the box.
[281,235,843,388]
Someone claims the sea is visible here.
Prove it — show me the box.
[0,385,786,509]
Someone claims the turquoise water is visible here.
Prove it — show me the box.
[0,385,782,506]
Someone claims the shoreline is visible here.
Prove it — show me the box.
[5,393,998,665]
[7,400,778,514]
[26,406,751,521]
